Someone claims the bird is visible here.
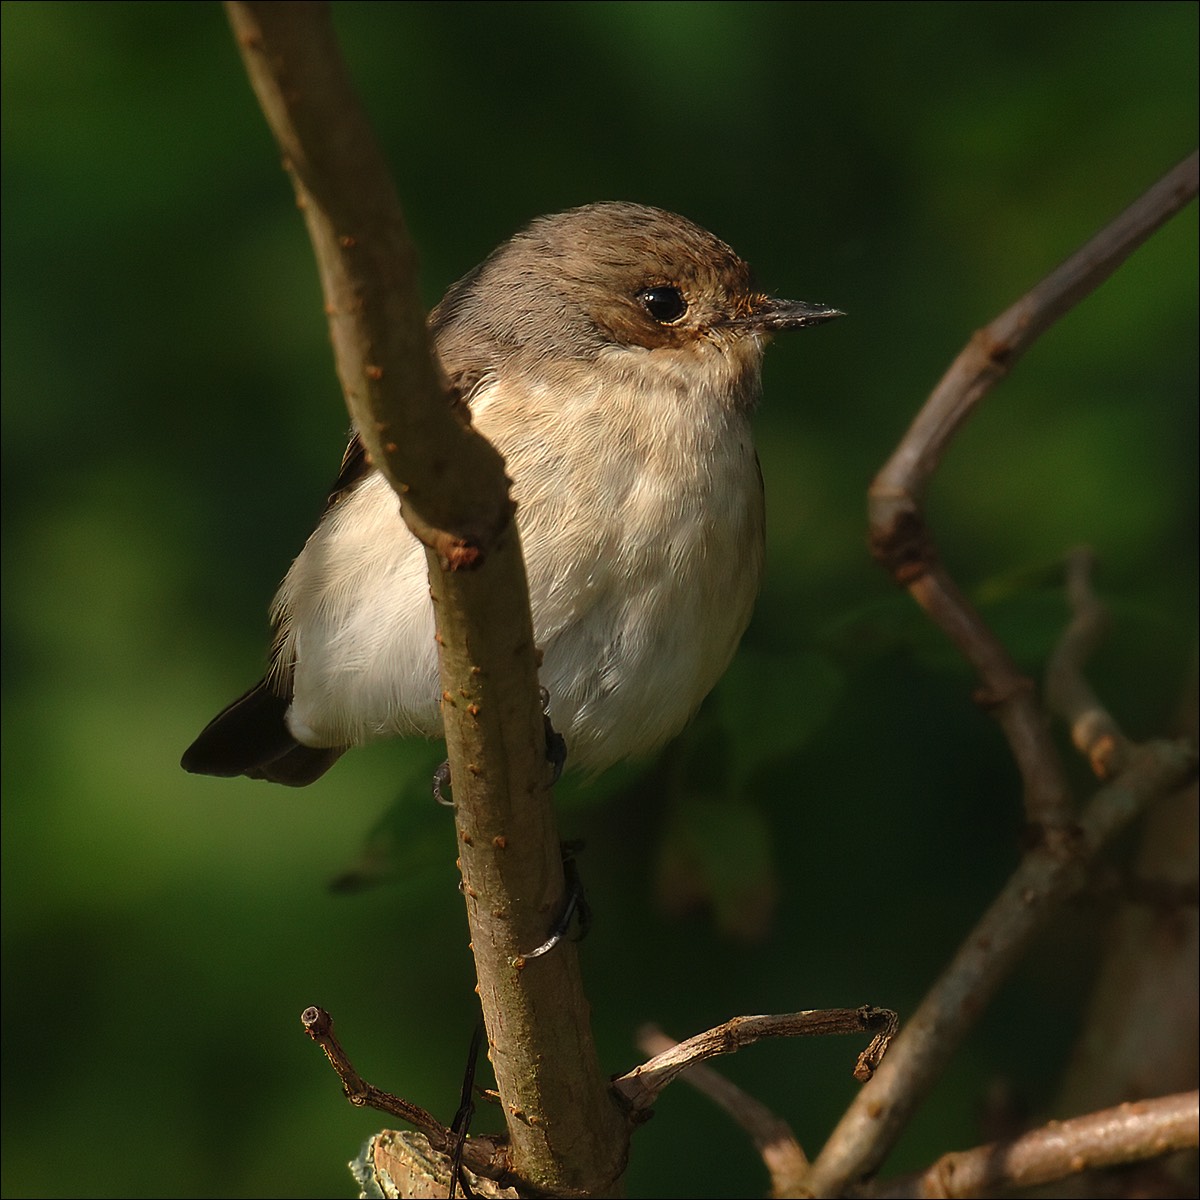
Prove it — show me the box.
[182,202,842,788]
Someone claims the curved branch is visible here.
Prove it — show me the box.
[870,152,1197,514]
[614,1007,897,1113]
[811,157,1198,1196]
[225,1,506,558]
[868,152,1198,831]
[224,5,627,1193]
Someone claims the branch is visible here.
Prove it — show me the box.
[301,1006,510,1183]
[613,1007,898,1113]
[868,152,1198,831]
[805,154,1199,1197]
[800,738,1196,1197]
[224,4,627,1193]
[225,1,504,559]
[862,1090,1199,1199]
[1044,547,1133,778]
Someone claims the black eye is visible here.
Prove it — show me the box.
[637,285,688,324]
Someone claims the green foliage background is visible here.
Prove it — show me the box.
[2,3,1196,1197]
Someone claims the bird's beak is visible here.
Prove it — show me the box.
[744,295,845,332]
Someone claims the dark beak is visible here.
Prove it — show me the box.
[745,295,845,332]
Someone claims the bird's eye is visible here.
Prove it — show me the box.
[637,285,688,324]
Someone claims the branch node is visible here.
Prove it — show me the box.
[971,674,1035,711]
[868,507,937,582]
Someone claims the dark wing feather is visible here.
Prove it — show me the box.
[180,678,345,787]
[326,431,372,508]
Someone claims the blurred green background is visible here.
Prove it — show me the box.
[2,3,1196,1197]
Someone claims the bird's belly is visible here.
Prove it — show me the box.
[535,494,763,772]
[281,445,763,772]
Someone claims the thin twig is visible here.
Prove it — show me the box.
[1044,547,1133,778]
[300,1007,511,1182]
[449,1018,488,1199]
[613,1006,898,1114]
[637,1025,810,1197]
[868,152,1198,832]
[860,1089,1199,1198]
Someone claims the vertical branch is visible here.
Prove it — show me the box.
[223,4,627,1193]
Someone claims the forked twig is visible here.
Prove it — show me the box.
[804,153,1199,1197]
[301,1007,511,1185]
[868,151,1198,833]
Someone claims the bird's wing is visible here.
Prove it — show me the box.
[180,434,373,787]
[321,362,489,513]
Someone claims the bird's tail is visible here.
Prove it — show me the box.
[181,680,344,787]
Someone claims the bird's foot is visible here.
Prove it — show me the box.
[523,840,590,959]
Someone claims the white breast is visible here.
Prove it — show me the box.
[274,350,765,773]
